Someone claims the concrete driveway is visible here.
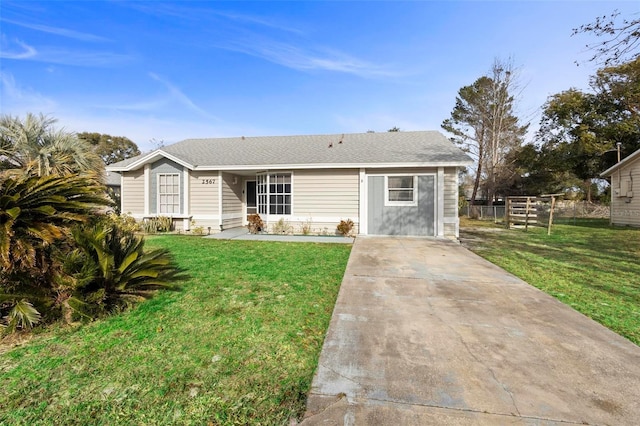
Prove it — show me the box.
[301,237,640,425]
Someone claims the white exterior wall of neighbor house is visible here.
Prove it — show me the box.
[121,168,145,216]
[222,173,244,230]
[287,169,360,235]
[189,170,220,230]
[610,159,640,227]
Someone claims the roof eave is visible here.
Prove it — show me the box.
[106,150,194,172]
[600,149,640,177]
[190,161,474,171]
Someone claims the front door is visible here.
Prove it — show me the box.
[246,180,257,219]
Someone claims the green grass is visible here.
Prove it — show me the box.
[0,236,352,425]
[460,218,640,345]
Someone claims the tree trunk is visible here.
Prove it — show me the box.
[585,178,592,203]
[471,160,483,206]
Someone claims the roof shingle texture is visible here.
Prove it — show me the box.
[110,131,471,169]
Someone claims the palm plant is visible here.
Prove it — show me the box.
[0,172,110,331]
[0,113,104,177]
[60,221,183,320]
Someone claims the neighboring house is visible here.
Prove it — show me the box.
[105,171,121,196]
[106,131,472,238]
[601,148,640,227]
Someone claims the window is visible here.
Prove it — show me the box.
[158,173,180,214]
[386,175,417,206]
[257,172,292,215]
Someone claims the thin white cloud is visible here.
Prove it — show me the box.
[210,10,304,35]
[0,71,57,113]
[0,36,37,59]
[1,18,110,42]
[148,73,220,120]
[125,3,303,35]
[0,38,133,67]
[34,48,133,67]
[220,39,400,79]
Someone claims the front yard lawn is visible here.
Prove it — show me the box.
[0,237,351,425]
[460,218,640,346]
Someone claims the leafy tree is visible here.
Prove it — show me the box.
[77,132,141,165]
[0,113,103,177]
[537,58,640,201]
[442,59,528,205]
[573,10,640,66]
[387,127,400,132]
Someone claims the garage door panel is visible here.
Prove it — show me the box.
[368,175,434,236]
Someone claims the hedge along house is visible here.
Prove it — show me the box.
[106,131,472,238]
[601,148,640,227]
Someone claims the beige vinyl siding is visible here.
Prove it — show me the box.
[443,167,458,218]
[611,160,640,227]
[121,169,144,215]
[222,173,243,229]
[444,223,457,236]
[443,167,459,238]
[293,169,360,220]
[189,171,220,229]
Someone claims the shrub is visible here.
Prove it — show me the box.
[156,216,173,232]
[300,218,313,235]
[100,213,139,234]
[247,214,264,234]
[58,222,183,321]
[336,219,355,236]
[141,218,158,234]
[189,220,205,235]
[272,218,293,234]
[0,172,109,332]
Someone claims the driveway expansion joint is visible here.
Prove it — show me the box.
[316,363,364,388]
[305,392,588,425]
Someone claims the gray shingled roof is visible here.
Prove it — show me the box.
[107,131,471,170]
[105,171,121,186]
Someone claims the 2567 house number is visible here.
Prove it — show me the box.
[201,179,216,184]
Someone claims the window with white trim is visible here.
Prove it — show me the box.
[158,173,180,214]
[257,172,292,215]
[386,175,417,206]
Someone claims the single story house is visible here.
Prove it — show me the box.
[106,131,472,238]
[600,148,640,227]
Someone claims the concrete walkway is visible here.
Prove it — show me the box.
[301,237,640,425]
[204,227,354,244]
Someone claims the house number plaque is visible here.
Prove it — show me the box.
[201,179,216,184]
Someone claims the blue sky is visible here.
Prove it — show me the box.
[1,1,637,152]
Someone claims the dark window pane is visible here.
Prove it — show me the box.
[277,184,283,193]
[270,184,276,193]
[388,176,414,189]
[284,184,291,193]
[284,195,291,205]
[269,205,276,214]
[270,195,276,204]
[285,205,291,215]
[277,195,283,204]
[277,205,283,214]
